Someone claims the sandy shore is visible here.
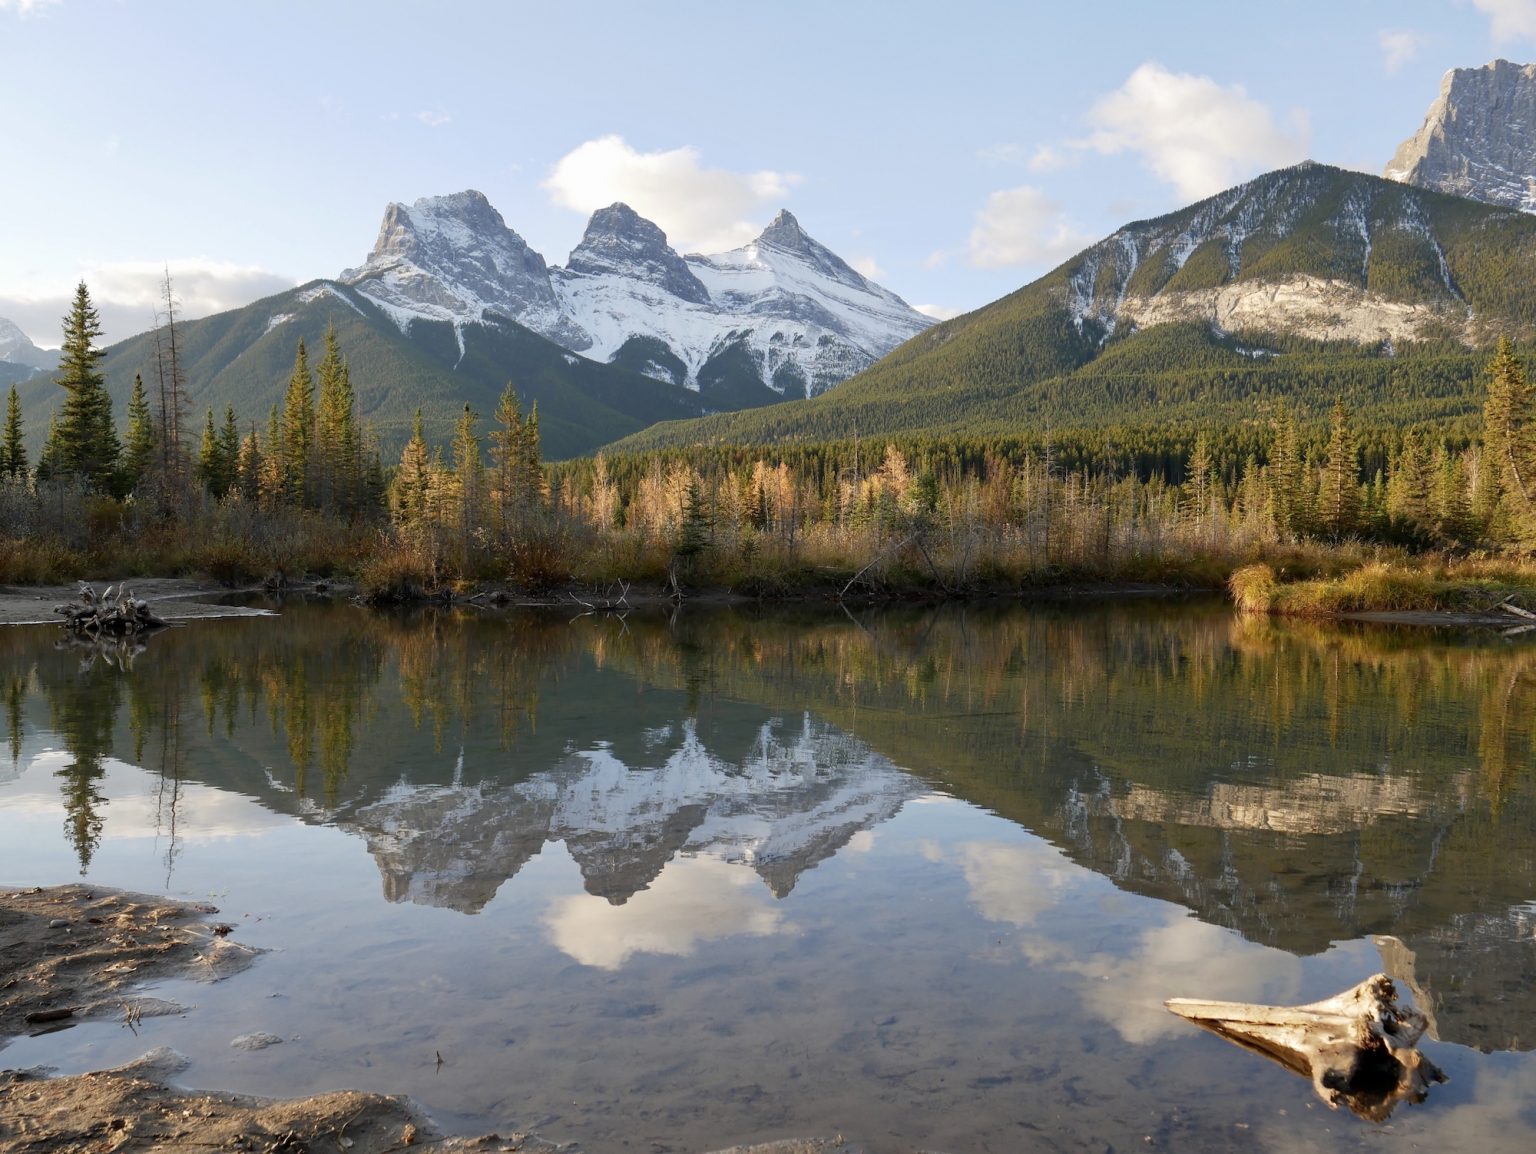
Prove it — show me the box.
[0,579,275,628]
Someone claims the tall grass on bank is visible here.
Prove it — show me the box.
[1231,558,1536,616]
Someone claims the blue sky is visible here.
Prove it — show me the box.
[1,0,1532,346]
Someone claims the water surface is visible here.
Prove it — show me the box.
[1,599,1534,1152]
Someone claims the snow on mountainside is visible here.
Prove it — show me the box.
[341,191,933,400]
[0,316,56,372]
[1056,162,1487,347]
[1387,59,1536,212]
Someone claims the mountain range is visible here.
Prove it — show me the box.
[6,195,930,459]
[9,59,1536,462]
[613,160,1536,455]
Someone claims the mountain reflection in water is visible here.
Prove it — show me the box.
[2,598,1535,1149]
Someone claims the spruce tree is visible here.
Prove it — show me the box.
[490,384,525,539]
[53,282,120,491]
[0,385,25,481]
[314,325,360,514]
[279,340,314,505]
[1318,398,1360,540]
[218,406,241,489]
[1480,336,1536,542]
[121,373,157,494]
[391,409,433,528]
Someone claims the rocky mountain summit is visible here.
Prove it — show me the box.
[1060,162,1494,347]
[1386,59,1536,211]
[0,316,55,371]
[341,191,932,401]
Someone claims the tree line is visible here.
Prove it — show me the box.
[10,281,1536,594]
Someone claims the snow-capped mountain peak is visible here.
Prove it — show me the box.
[0,316,56,371]
[338,190,932,401]
[564,203,710,305]
[752,208,869,290]
[341,189,586,348]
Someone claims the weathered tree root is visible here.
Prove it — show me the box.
[54,582,171,639]
[1167,973,1446,1122]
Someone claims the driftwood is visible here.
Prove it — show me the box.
[53,582,171,640]
[1166,973,1446,1122]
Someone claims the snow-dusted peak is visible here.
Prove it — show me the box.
[748,208,870,291]
[564,202,710,305]
[335,188,933,399]
[340,189,580,347]
[0,316,55,371]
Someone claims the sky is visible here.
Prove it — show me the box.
[1,0,1534,348]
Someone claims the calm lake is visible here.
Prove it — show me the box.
[2,598,1535,1152]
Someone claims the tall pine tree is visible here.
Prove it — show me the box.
[120,373,157,494]
[52,282,120,491]
[0,385,25,481]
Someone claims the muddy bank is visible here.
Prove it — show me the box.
[0,580,273,627]
[0,1054,564,1154]
[0,884,261,1045]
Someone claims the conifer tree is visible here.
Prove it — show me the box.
[236,424,264,503]
[218,406,241,491]
[490,384,526,540]
[1266,406,1306,538]
[1184,431,1212,524]
[391,409,433,528]
[279,340,314,505]
[313,325,360,515]
[196,408,237,499]
[1318,398,1360,540]
[1386,428,1432,531]
[1480,336,1536,541]
[0,385,25,481]
[52,282,120,491]
[451,404,484,531]
[121,373,157,494]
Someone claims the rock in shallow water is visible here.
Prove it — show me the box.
[230,1031,284,1051]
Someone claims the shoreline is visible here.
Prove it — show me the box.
[0,572,1533,632]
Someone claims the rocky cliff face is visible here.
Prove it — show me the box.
[1386,59,1536,211]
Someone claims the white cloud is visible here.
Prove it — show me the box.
[0,0,61,15]
[543,135,800,254]
[966,185,1092,269]
[977,143,1027,166]
[1473,0,1536,42]
[1379,29,1428,73]
[1,259,297,346]
[1080,61,1310,202]
[914,303,961,321]
[416,109,452,128]
[977,143,1074,174]
[1051,910,1304,1044]
[849,255,886,280]
[544,854,787,970]
[1028,144,1073,173]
